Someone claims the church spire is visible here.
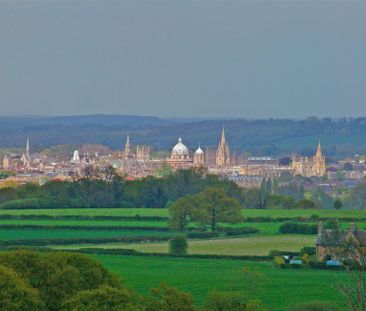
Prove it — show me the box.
[220,127,226,146]
[26,137,30,158]
[315,141,323,158]
[124,133,133,159]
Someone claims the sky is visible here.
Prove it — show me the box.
[0,0,365,119]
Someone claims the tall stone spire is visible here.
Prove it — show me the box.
[26,137,30,158]
[216,127,230,167]
[220,127,226,146]
[315,141,323,158]
[124,133,133,159]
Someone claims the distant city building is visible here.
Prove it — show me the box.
[216,127,230,167]
[124,134,134,160]
[193,144,205,167]
[136,145,151,161]
[166,138,193,170]
[291,142,326,177]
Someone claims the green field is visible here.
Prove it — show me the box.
[53,235,315,256]
[0,228,173,241]
[96,254,347,311]
[0,219,167,227]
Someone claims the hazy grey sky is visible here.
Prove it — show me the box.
[0,0,365,118]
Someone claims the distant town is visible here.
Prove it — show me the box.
[1,127,365,195]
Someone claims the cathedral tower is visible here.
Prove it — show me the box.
[216,127,230,167]
[124,133,134,159]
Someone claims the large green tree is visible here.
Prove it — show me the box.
[0,264,45,311]
[168,195,195,231]
[192,188,243,232]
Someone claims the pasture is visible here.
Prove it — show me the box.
[55,235,315,256]
[96,254,347,311]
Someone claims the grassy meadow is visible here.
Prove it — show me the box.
[96,254,347,311]
[55,235,316,256]
[1,206,364,310]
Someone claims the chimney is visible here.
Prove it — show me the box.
[318,221,324,235]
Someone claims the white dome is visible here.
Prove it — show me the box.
[195,146,204,154]
[172,138,189,155]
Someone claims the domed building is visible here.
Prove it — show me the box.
[193,144,205,167]
[166,138,193,170]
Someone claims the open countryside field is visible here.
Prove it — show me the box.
[53,235,316,256]
[0,219,167,227]
[96,254,347,311]
[1,207,366,219]
[0,228,173,240]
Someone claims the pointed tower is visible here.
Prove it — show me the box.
[124,133,134,159]
[313,141,326,176]
[216,127,230,167]
[26,137,30,158]
[315,142,323,158]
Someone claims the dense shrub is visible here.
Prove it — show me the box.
[218,226,259,236]
[279,222,317,234]
[169,235,188,256]
[287,302,340,311]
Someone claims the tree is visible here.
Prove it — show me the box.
[169,235,188,256]
[192,188,243,232]
[168,195,195,231]
[145,283,195,311]
[296,199,316,209]
[0,265,45,311]
[334,198,343,210]
[61,285,140,311]
[202,291,267,311]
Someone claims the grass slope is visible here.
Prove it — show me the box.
[96,254,347,311]
[56,235,315,256]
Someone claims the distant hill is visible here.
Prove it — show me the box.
[1,115,366,158]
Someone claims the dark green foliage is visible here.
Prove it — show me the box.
[0,264,45,311]
[279,222,318,234]
[0,250,122,311]
[287,302,340,311]
[333,199,343,210]
[296,199,317,209]
[203,291,267,311]
[300,246,316,256]
[169,235,188,256]
[0,169,245,210]
[145,283,195,311]
[61,285,141,311]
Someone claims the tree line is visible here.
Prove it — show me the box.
[0,167,365,210]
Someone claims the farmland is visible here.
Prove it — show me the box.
[55,235,316,256]
[0,206,363,310]
[96,254,347,311]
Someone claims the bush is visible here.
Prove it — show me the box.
[217,227,260,236]
[279,222,317,234]
[169,235,188,256]
[203,291,267,311]
[287,302,340,311]
[273,256,285,267]
[300,246,316,256]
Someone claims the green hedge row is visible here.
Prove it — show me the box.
[0,235,171,246]
[0,224,171,231]
[0,215,168,221]
[76,248,271,261]
[278,222,318,234]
